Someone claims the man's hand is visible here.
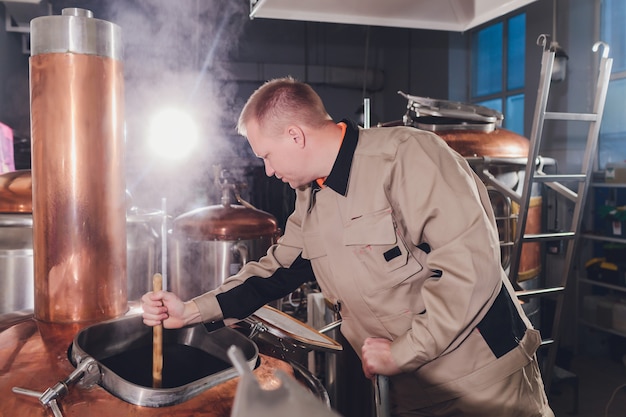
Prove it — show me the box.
[361,337,402,379]
[141,290,201,329]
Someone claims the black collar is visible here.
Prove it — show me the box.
[315,118,359,196]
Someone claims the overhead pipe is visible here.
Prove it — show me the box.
[223,61,385,91]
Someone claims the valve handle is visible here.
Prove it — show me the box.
[12,357,98,417]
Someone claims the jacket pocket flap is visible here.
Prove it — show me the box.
[344,208,397,246]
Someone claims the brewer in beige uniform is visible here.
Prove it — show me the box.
[142,77,554,416]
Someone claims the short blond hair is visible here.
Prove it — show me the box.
[237,77,331,137]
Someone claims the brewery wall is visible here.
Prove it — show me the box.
[0,4,30,170]
[0,0,599,217]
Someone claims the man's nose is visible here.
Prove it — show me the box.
[264,160,275,177]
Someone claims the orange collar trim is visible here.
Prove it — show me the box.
[316,122,347,188]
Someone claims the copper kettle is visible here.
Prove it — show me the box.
[0,170,32,213]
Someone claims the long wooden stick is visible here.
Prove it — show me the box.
[152,273,163,388]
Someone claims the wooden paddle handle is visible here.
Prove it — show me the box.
[152,273,163,388]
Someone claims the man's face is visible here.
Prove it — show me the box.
[245,119,311,189]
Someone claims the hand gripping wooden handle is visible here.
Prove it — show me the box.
[152,273,163,388]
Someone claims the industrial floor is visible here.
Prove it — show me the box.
[548,353,626,417]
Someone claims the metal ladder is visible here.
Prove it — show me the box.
[480,35,613,391]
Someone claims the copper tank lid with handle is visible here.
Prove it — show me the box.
[397,91,530,159]
[173,169,280,241]
[0,170,32,213]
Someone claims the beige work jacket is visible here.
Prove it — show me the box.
[193,124,537,405]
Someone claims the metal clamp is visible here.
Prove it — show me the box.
[243,318,268,339]
[12,357,98,417]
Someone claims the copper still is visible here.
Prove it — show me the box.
[30,8,127,323]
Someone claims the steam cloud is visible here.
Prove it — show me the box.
[100,0,255,215]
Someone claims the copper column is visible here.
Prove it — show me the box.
[30,8,127,322]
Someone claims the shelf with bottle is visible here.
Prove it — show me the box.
[585,184,626,242]
[579,318,626,338]
[577,252,626,333]
[576,174,626,339]
[579,286,626,338]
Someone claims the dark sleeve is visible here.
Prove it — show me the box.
[216,254,315,319]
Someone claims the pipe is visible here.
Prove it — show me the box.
[223,61,385,91]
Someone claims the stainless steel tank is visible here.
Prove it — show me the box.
[126,209,161,301]
[0,214,33,313]
[30,8,127,322]
[169,178,280,300]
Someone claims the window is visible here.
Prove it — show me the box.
[599,0,626,169]
[470,13,526,135]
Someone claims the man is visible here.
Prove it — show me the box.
[142,77,554,416]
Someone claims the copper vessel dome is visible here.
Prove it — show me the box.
[174,204,279,241]
[0,170,32,213]
[433,127,530,159]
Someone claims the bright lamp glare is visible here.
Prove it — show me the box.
[148,108,199,160]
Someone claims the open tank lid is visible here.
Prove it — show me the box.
[249,305,342,353]
[399,92,504,126]
[397,92,530,159]
[70,314,259,407]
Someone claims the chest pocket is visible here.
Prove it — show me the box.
[344,208,423,293]
[302,232,327,260]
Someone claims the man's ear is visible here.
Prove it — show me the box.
[287,126,305,148]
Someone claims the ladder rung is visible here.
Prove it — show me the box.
[513,45,612,394]
[523,231,576,241]
[494,215,515,221]
[544,111,597,121]
[515,287,564,298]
[532,174,586,182]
